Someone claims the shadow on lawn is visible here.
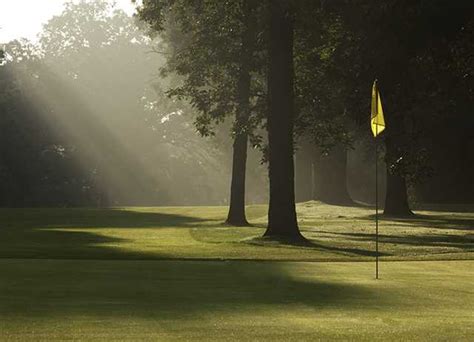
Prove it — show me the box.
[363,213,474,231]
[413,203,474,213]
[295,212,474,256]
[0,259,393,320]
[0,208,210,259]
[248,234,390,257]
[316,230,473,251]
[0,207,397,260]
[307,241,391,257]
[0,207,208,229]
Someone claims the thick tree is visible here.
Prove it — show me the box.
[264,0,302,239]
[225,0,257,225]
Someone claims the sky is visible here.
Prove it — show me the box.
[0,0,140,43]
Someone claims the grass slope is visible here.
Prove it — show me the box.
[0,202,472,261]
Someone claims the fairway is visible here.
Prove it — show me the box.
[2,1,473,340]
[0,203,473,341]
[1,259,472,341]
[0,202,472,261]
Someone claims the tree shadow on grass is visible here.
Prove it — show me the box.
[363,213,474,231]
[0,208,397,326]
[0,207,208,230]
[0,208,211,259]
[314,230,473,251]
[413,203,474,213]
[247,234,391,257]
[0,259,395,322]
[306,241,390,257]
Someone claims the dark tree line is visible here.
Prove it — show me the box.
[0,0,472,238]
[136,0,473,238]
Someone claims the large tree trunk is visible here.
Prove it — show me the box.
[313,146,353,205]
[376,66,414,217]
[384,170,412,216]
[383,136,413,217]
[226,0,256,226]
[264,0,302,239]
[226,131,249,225]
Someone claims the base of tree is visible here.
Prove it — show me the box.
[382,209,415,218]
[261,230,308,245]
[225,218,251,227]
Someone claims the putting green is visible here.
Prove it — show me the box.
[0,259,472,341]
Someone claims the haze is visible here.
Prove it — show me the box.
[0,0,139,43]
[0,0,472,340]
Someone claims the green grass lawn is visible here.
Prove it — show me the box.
[0,201,472,261]
[0,202,473,340]
[1,259,472,341]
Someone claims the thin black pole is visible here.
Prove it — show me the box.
[375,134,379,280]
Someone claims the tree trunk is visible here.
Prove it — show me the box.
[384,170,412,216]
[226,131,249,225]
[383,137,413,217]
[225,0,256,226]
[264,0,302,239]
[313,146,353,205]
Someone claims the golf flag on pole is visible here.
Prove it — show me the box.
[371,79,384,279]
[371,80,385,137]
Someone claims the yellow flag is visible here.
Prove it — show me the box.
[371,80,385,137]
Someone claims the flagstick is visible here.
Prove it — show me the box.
[372,79,382,280]
[375,131,379,280]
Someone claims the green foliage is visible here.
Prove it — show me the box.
[293,3,354,153]
[315,0,474,185]
[136,0,267,143]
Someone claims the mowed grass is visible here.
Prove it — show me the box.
[0,259,472,341]
[0,201,472,261]
[0,202,473,340]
